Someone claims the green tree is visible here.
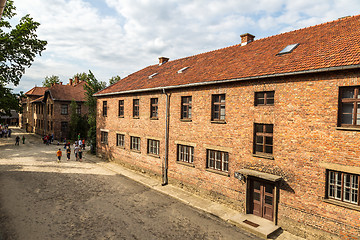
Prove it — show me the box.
[69,99,89,141]
[0,0,47,116]
[73,72,88,82]
[84,70,106,153]
[0,0,47,86]
[42,75,60,87]
[109,75,121,85]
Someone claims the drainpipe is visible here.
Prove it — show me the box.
[162,89,170,186]
[0,0,7,19]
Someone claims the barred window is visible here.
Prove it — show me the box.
[103,101,107,117]
[206,149,229,172]
[61,104,68,115]
[181,96,192,120]
[254,123,273,155]
[339,86,360,127]
[133,99,139,118]
[147,139,159,155]
[101,131,108,144]
[327,170,359,205]
[177,145,194,163]
[130,136,140,151]
[116,134,125,147]
[150,98,158,119]
[118,100,124,117]
[76,104,81,115]
[255,91,274,106]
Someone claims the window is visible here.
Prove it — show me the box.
[103,101,107,117]
[133,99,139,118]
[130,136,140,151]
[339,87,360,127]
[61,121,68,132]
[147,139,160,155]
[51,121,53,130]
[47,104,50,115]
[51,104,53,115]
[61,104,68,115]
[76,104,81,115]
[177,145,194,164]
[101,131,108,144]
[255,91,274,106]
[211,94,225,121]
[277,43,299,55]
[206,149,229,172]
[181,96,192,120]
[254,123,273,155]
[118,100,124,117]
[116,134,125,147]
[150,98,158,119]
[327,170,359,205]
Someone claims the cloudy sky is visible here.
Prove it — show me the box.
[8,0,360,93]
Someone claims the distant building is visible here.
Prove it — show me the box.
[20,77,88,139]
[94,15,360,239]
[0,110,19,126]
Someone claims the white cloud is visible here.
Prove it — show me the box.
[7,0,360,93]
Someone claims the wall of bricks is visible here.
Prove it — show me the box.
[97,69,360,239]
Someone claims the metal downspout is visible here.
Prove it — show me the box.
[162,89,170,186]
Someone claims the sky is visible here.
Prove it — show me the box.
[7,0,360,93]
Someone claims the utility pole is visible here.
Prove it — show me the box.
[0,0,7,19]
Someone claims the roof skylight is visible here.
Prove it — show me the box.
[177,67,189,73]
[148,73,158,79]
[278,43,299,55]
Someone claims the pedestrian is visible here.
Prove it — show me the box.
[82,139,85,150]
[78,148,83,162]
[15,136,20,145]
[74,144,79,161]
[8,128,11,137]
[66,146,71,161]
[78,139,82,149]
[22,135,25,144]
[56,148,62,163]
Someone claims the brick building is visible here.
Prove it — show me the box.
[20,77,88,140]
[94,16,360,239]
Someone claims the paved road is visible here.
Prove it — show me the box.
[0,128,260,240]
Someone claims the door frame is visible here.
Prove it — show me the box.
[245,176,280,225]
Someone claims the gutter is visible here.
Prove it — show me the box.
[93,64,360,97]
[162,89,170,186]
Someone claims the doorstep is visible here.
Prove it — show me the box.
[228,214,280,239]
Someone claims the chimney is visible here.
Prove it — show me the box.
[60,82,63,85]
[240,33,255,46]
[74,76,79,85]
[158,57,169,65]
[69,78,73,86]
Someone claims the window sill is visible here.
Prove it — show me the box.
[118,116,124,118]
[252,153,274,160]
[205,168,230,177]
[335,127,360,132]
[116,145,125,149]
[150,117,159,120]
[130,149,141,153]
[211,120,226,124]
[147,153,160,158]
[133,117,140,119]
[176,161,195,168]
[100,142,108,145]
[254,104,274,107]
[323,198,360,212]
[180,119,192,122]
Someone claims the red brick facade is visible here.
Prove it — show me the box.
[95,16,360,239]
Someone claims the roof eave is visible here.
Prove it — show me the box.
[93,64,360,97]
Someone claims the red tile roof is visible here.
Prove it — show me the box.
[95,15,360,96]
[25,87,49,96]
[46,81,87,102]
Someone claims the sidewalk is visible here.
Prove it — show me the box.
[83,151,304,240]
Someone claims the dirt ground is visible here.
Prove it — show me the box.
[0,128,260,240]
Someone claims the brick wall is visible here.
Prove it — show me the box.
[97,70,360,239]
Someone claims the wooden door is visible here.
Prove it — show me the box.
[250,179,274,221]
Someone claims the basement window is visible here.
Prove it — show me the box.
[277,43,299,55]
[148,73,158,79]
[177,67,189,73]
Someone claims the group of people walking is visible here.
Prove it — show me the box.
[57,140,85,163]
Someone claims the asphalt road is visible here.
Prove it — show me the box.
[0,128,260,240]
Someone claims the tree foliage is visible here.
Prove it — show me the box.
[42,75,60,87]
[83,70,106,153]
[109,75,121,85]
[69,99,89,140]
[0,0,47,86]
[0,0,47,116]
[73,72,88,82]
